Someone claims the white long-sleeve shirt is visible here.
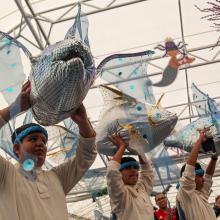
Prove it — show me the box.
[0,136,97,220]
[106,160,154,220]
[176,164,216,220]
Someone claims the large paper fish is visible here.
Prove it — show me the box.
[164,83,220,154]
[96,85,178,156]
[30,4,95,125]
[0,4,95,126]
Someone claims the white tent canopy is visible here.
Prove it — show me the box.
[1,0,220,219]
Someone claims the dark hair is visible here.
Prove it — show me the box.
[12,123,45,157]
[11,123,41,144]
[180,162,202,177]
[121,156,137,165]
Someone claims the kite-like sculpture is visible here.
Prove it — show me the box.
[164,83,220,154]
[96,49,178,158]
[0,4,96,126]
[30,4,95,125]
[96,85,178,157]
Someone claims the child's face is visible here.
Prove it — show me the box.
[14,132,47,167]
[195,175,204,190]
[121,166,139,185]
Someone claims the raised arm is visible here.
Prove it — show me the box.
[179,128,209,193]
[109,133,126,164]
[201,154,218,198]
[0,81,31,183]
[53,104,97,194]
[187,128,208,166]
[106,134,127,212]
[138,155,154,195]
[206,154,218,176]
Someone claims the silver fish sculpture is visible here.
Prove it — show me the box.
[30,4,95,125]
[164,117,217,152]
[96,86,178,157]
[164,83,220,154]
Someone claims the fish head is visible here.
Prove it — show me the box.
[164,117,219,153]
[96,102,178,155]
[30,38,95,125]
[145,104,178,147]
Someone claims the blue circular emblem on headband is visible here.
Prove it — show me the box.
[14,125,48,144]
[119,161,140,171]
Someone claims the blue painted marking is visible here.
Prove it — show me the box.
[136,105,142,111]
[156,112,161,119]
[118,57,123,62]
[6,87,14,93]
[130,85,135,91]
[10,63,17,68]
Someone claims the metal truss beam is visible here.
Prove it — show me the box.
[9,0,148,52]
[54,0,149,24]
[24,0,50,46]
[178,0,192,122]
[35,0,149,24]
[92,58,220,91]
[14,0,44,50]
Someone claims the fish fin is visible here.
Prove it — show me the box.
[100,85,136,105]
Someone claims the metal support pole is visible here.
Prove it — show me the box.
[178,0,192,123]
[24,0,50,46]
[14,0,44,50]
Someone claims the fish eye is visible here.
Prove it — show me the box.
[156,112,161,119]
[148,108,163,124]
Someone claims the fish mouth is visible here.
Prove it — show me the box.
[150,114,178,146]
[163,138,181,148]
[152,114,178,129]
[59,49,84,63]
[51,39,94,69]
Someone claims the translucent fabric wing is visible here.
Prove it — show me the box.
[23,110,34,125]
[0,31,32,105]
[97,50,156,104]
[208,97,220,140]
[65,3,90,47]
[46,121,79,166]
[148,144,180,186]
[0,123,17,159]
[191,83,220,116]
[62,118,79,159]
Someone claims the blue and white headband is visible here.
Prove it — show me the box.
[176,168,205,189]
[119,161,140,171]
[14,125,48,144]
